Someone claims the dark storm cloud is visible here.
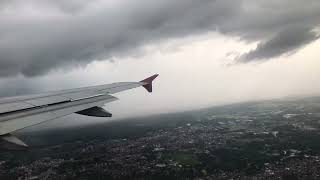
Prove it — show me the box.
[0,0,319,77]
[239,27,320,62]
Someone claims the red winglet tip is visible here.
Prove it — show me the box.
[140,74,159,93]
[140,74,159,84]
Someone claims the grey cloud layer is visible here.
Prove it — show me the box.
[239,27,320,62]
[0,0,319,76]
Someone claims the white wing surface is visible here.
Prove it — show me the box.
[0,74,158,148]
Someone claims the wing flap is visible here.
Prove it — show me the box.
[76,106,112,117]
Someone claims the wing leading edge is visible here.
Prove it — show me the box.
[0,74,158,148]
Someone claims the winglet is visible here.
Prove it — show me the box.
[140,74,159,93]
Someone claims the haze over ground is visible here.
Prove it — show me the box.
[0,0,319,129]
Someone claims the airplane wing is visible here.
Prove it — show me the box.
[0,74,158,148]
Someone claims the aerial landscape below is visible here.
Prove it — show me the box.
[1,97,320,179]
[0,1,320,179]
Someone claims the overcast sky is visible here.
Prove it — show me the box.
[1,0,320,129]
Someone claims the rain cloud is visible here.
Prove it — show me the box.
[0,0,319,77]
